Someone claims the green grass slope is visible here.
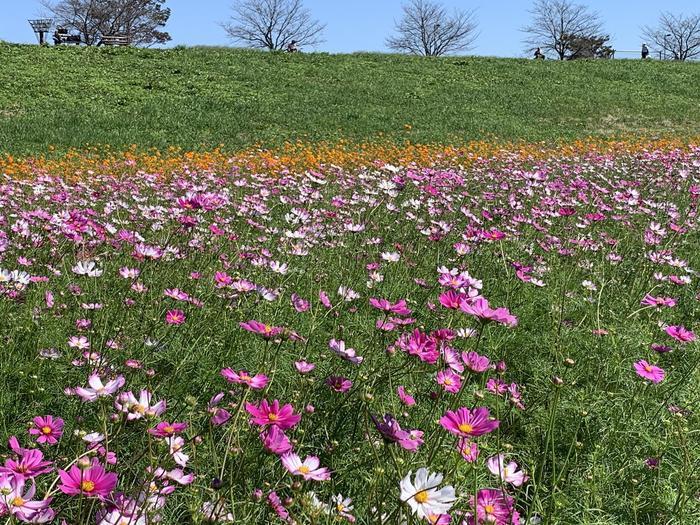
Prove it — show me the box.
[1,43,699,154]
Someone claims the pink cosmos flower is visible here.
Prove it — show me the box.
[634,360,666,383]
[436,369,462,394]
[457,438,479,462]
[486,454,528,487]
[329,339,363,364]
[665,325,696,343]
[372,414,424,451]
[208,393,232,426]
[0,473,53,522]
[281,453,331,481]
[294,360,315,374]
[165,309,186,325]
[326,376,353,393]
[240,320,283,339]
[397,386,416,406]
[291,293,310,312]
[319,290,332,309]
[167,436,189,467]
[221,369,269,390]
[641,294,677,308]
[439,407,500,438]
[28,416,64,445]
[369,297,412,316]
[260,426,293,455]
[463,351,490,373]
[459,297,518,327]
[148,421,188,438]
[75,374,125,402]
[396,329,439,364]
[245,399,301,429]
[58,460,117,499]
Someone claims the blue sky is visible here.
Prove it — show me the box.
[1,0,698,57]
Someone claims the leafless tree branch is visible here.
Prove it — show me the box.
[642,12,700,61]
[222,0,325,51]
[522,0,604,60]
[386,0,478,56]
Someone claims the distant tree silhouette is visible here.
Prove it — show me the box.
[386,0,478,56]
[223,0,325,51]
[41,0,171,46]
[642,12,700,61]
[522,0,605,60]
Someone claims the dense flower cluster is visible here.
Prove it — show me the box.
[0,144,698,523]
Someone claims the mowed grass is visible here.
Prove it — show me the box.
[1,43,700,155]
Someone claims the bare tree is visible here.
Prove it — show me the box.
[642,12,700,61]
[386,0,478,56]
[223,0,325,51]
[522,0,605,60]
[41,0,171,46]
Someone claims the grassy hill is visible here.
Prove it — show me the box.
[1,43,700,155]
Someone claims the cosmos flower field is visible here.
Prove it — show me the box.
[1,142,699,524]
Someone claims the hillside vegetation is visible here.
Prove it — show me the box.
[1,44,699,154]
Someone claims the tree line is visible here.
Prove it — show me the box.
[41,0,700,60]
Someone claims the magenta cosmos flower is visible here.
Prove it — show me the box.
[281,453,331,481]
[467,488,519,525]
[439,407,499,438]
[634,360,665,383]
[148,421,188,438]
[326,376,353,393]
[665,325,696,343]
[641,294,676,308]
[0,442,53,479]
[245,399,301,429]
[58,460,117,499]
[28,415,64,445]
[459,298,518,327]
[221,369,269,390]
[240,320,283,339]
[397,386,416,406]
[260,426,293,455]
[165,309,186,325]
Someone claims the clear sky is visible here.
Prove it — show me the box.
[1,0,698,57]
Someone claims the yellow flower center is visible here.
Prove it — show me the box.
[644,364,653,372]
[458,423,474,434]
[41,426,53,434]
[443,378,453,386]
[337,504,345,512]
[81,480,96,492]
[414,490,430,504]
[297,465,310,474]
[11,496,25,507]
[484,504,495,514]
[268,413,279,421]
[133,404,146,414]
[163,426,175,434]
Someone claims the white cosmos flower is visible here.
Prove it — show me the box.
[72,260,103,277]
[399,468,455,519]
